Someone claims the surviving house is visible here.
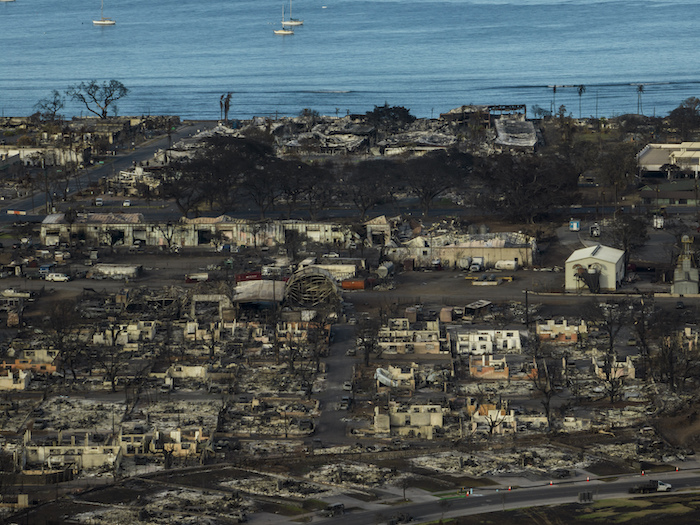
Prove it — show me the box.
[637,142,700,177]
[565,244,625,293]
[639,180,700,208]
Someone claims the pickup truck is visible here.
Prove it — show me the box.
[628,480,672,494]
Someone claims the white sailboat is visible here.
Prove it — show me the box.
[274,6,294,34]
[281,0,303,27]
[93,0,115,26]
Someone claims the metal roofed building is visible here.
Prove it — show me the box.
[565,244,625,293]
[637,142,700,177]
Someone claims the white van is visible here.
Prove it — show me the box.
[95,197,103,206]
[46,273,70,282]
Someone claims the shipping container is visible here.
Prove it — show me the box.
[235,271,262,282]
[341,279,366,290]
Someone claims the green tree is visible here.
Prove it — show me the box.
[577,85,586,118]
[365,103,416,132]
[66,79,129,119]
[668,97,700,141]
[343,159,393,220]
[605,214,650,269]
[596,142,638,208]
[637,84,644,115]
[402,149,470,216]
[476,154,578,224]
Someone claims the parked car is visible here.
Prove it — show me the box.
[45,273,70,282]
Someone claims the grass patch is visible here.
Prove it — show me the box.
[624,503,693,520]
[639,462,676,473]
[408,477,453,492]
[301,499,327,511]
[591,499,651,509]
[587,460,636,476]
[345,490,380,502]
[582,497,695,523]
[445,475,498,487]
[257,501,306,516]
[598,476,619,483]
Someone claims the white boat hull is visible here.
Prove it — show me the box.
[274,28,294,34]
[281,19,303,26]
[93,18,116,25]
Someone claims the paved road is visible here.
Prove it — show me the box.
[0,121,216,223]
[317,470,700,524]
[310,324,357,447]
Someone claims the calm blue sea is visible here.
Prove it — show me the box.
[1,0,700,120]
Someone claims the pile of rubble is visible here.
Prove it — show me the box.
[0,397,39,432]
[221,473,337,498]
[410,446,592,479]
[138,399,220,433]
[307,462,398,488]
[73,487,248,525]
[37,396,124,431]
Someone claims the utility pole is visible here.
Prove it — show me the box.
[525,289,530,330]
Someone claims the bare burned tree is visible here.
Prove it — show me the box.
[44,300,84,382]
[93,320,130,392]
[583,299,629,404]
[652,312,700,393]
[631,294,656,380]
[531,357,563,431]
[66,80,129,119]
[35,90,65,122]
[357,315,381,366]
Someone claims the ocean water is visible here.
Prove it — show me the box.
[1,0,700,120]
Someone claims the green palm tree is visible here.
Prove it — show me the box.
[577,85,586,118]
[637,85,644,115]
